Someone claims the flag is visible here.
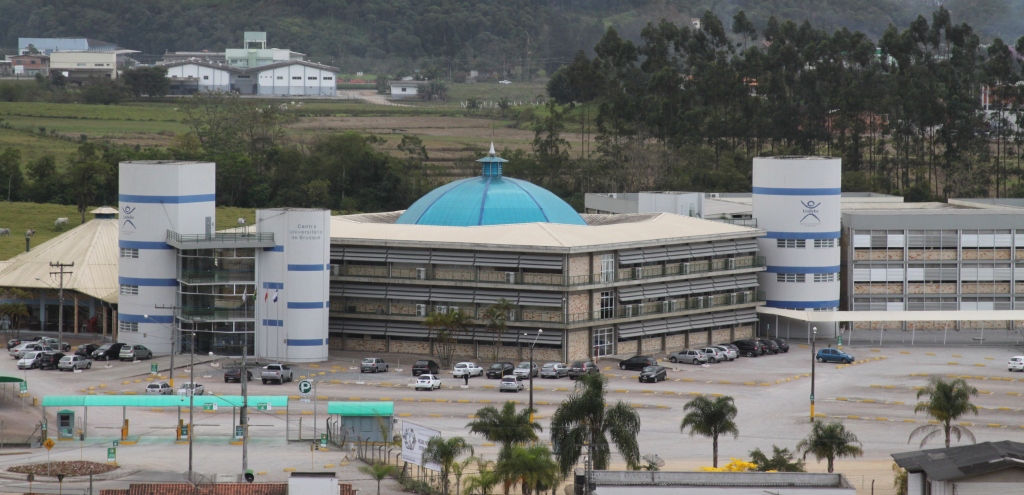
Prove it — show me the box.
[264,291,268,302]
[273,289,279,303]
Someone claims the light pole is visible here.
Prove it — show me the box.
[188,330,195,481]
[810,326,817,422]
[525,329,542,422]
[36,267,72,352]
[144,314,176,388]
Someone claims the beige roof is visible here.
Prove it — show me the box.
[330,212,763,252]
[0,218,119,303]
[90,206,118,214]
[757,306,1024,322]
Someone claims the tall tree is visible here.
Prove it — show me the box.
[423,436,474,495]
[467,401,541,461]
[796,420,863,473]
[550,373,641,476]
[482,299,514,360]
[495,445,561,495]
[909,377,979,448]
[357,462,397,495]
[679,395,739,468]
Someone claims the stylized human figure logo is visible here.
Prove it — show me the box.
[800,200,821,224]
[122,206,137,230]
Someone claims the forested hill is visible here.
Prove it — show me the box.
[1,0,1021,73]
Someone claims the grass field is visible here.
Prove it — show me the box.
[0,202,255,262]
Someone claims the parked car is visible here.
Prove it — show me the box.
[619,356,657,371]
[453,362,483,378]
[17,351,43,369]
[758,339,780,355]
[568,361,600,379]
[10,342,45,359]
[486,362,515,379]
[699,347,725,363]
[816,347,855,364]
[75,344,100,357]
[513,362,539,378]
[58,355,91,371]
[261,364,293,384]
[415,374,441,391]
[145,382,173,395]
[38,352,66,370]
[1009,356,1024,372]
[712,345,737,361]
[540,362,568,378]
[92,343,127,361]
[360,358,389,373]
[119,344,153,361]
[732,340,763,357]
[412,360,440,376]
[639,365,667,383]
[7,338,24,350]
[769,338,790,353]
[178,382,205,396]
[224,367,253,382]
[40,337,71,352]
[499,375,525,392]
[668,349,707,365]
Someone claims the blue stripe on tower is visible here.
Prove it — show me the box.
[751,187,841,196]
[262,282,284,289]
[765,300,839,309]
[262,319,284,327]
[263,246,284,252]
[287,264,324,271]
[120,313,174,324]
[119,240,172,250]
[765,266,841,274]
[287,302,324,309]
[764,231,840,240]
[119,193,216,204]
[118,276,178,287]
[286,339,324,346]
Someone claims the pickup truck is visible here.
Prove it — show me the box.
[261,364,293,384]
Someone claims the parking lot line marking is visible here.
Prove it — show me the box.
[276,411,287,415]
[457,399,470,403]
[429,414,441,417]
[925,352,936,356]
[952,354,962,358]
[973,364,986,367]
[630,404,643,408]
[870,349,881,353]
[959,422,974,426]
[468,415,477,418]
[742,382,755,386]
[948,362,960,365]
[719,380,731,384]
[984,357,995,360]
[656,405,670,409]
[614,389,629,393]
[899,351,910,355]
[478,399,492,403]
[847,415,861,419]
[300,411,313,415]
[348,397,361,401]
[284,468,296,472]
[875,417,888,422]
[903,419,916,423]
[689,392,702,396]
[483,385,495,389]
[401,398,414,402]
[482,443,495,447]
[987,423,1002,428]
[399,413,411,417]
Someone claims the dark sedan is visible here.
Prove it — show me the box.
[638,365,667,383]
[76,344,100,357]
[38,352,65,370]
[485,362,514,378]
[619,356,657,371]
[568,361,600,379]
[769,338,790,353]
[224,367,253,382]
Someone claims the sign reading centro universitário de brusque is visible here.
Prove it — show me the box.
[289,223,323,242]
[400,422,441,471]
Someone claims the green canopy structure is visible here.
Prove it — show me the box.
[42,395,288,408]
[328,401,394,416]
[0,376,25,383]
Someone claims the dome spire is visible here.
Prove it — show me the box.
[489,142,496,155]
[478,142,507,177]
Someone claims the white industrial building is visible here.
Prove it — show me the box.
[389,81,426,99]
[117,161,330,361]
[162,61,237,93]
[251,61,337,96]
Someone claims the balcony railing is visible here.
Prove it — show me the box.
[180,269,255,284]
[336,256,765,287]
[331,290,765,326]
[166,229,275,249]
[180,307,255,321]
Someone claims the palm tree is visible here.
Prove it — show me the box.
[424,436,474,495]
[467,401,541,461]
[482,299,514,360]
[451,457,474,495]
[495,445,561,495]
[358,462,397,495]
[550,373,641,476]
[909,377,979,448]
[679,395,739,468]
[796,420,863,473]
[463,458,500,495]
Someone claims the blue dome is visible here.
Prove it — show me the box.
[396,148,585,227]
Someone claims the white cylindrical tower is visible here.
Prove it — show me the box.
[752,156,841,310]
[255,208,330,362]
[118,161,216,354]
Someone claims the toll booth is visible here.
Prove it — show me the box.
[57,410,75,440]
[327,401,394,444]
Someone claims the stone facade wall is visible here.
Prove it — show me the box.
[522,309,563,323]
[906,250,957,261]
[665,334,686,351]
[567,329,590,361]
[688,331,708,348]
[617,339,637,355]
[568,293,589,320]
[569,254,590,278]
[344,337,387,352]
[962,320,1012,329]
[522,272,563,285]
[734,326,753,340]
[642,337,661,353]
[328,336,344,349]
[854,284,905,294]
[592,253,606,277]
[389,340,431,354]
[711,328,732,345]
[906,284,957,294]
[962,250,1012,260]
[434,267,475,281]
[853,321,904,330]
[347,264,388,277]
[352,301,388,314]
[961,283,1011,294]
[854,250,905,261]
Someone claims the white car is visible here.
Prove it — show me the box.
[178,382,205,396]
[17,351,43,370]
[513,362,538,379]
[146,382,173,395]
[712,345,737,361]
[57,355,92,371]
[415,374,441,391]
[10,342,45,359]
[498,80,512,84]
[699,347,725,363]
[453,362,483,378]
[499,375,524,392]
[1009,356,1024,372]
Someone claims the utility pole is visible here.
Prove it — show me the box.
[526,329,542,422]
[49,262,74,354]
[241,330,248,472]
[155,304,181,387]
[188,330,195,481]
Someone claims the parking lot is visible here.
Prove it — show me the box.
[3,337,1024,494]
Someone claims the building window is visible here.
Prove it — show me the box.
[593,327,614,357]
[599,291,614,319]
[292,76,301,80]
[323,76,332,80]
[600,254,615,283]
[77,63,86,66]
[118,321,138,333]
[277,76,283,80]
[776,239,806,248]
[401,87,407,92]
[813,239,835,248]
[120,285,139,295]
[120,248,139,258]
[95,63,105,67]
[776,273,805,283]
[308,76,316,80]
[813,273,836,282]
[203,75,209,80]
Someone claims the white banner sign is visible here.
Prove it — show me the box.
[14,66,24,75]
[400,422,441,471]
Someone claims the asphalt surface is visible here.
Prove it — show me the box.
[3,338,1024,495]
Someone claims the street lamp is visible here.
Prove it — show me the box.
[144,315,176,387]
[810,326,817,423]
[34,276,67,353]
[188,330,195,481]
[525,329,542,422]
[210,334,251,472]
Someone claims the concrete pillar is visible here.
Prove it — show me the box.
[74,294,79,334]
